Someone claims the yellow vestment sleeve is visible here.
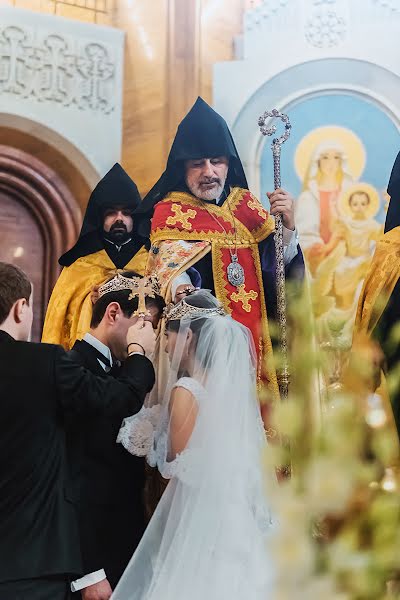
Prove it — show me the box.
[355,226,400,336]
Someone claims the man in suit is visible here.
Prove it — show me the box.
[0,262,156,600]
[68,272,165,600]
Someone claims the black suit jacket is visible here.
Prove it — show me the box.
[67,339,150,589]
[0,331,155,584]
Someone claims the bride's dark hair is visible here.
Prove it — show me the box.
[166,291,224,370]
[166,291,219,336]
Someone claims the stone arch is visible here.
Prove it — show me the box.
[0,144,82,339]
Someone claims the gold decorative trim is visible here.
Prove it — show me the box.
[210,239,279,403]
[146,240,211,304]
[231,285,258,313]
[166,204,197,230]
[151,227,254,245]
[211,243,233,316]
[247,196,266,218]
[356,226,400,335]
[252,244,280,403]
[161,188,275,243]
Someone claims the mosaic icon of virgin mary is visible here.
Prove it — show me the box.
[294,126,380,344]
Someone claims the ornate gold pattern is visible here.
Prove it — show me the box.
[127,276,160,315]
[166,203,197,230]
[148,187,280,405]
[98,272,159,299]
[97,273,160,315]
[156,188,275,243]
[152,227,249,245]
[211,243,233,315]
[231,284,258,312]
[164,296,226,322]
[145,240,211,301]
[251,243,280,403]
[247,196,267,218]
[356,226,400,335]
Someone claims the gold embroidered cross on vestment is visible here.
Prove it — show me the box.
[166,204,197,230]
[247,197,266,218]
[231,285,258,313]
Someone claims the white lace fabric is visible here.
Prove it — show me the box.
[117,404,162,457]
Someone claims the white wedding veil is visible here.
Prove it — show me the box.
[113,290,275,600]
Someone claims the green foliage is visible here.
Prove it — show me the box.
[265,288,400,599]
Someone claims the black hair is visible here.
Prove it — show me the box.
[166,292,222,369]
[166,292,217,334]
[91,271,165,328]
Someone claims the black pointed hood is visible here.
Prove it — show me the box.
[137,97,248,217]
[385,151,400,233]
[59,163,143,266]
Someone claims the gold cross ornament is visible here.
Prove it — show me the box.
[166,204,197,230]
[247,197,266,218]
[231,284,258,313]
[129,276,159,316]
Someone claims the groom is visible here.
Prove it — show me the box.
[0,263,156,600]
[68,272,165,599]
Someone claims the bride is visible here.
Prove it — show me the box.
[113,290,275,599]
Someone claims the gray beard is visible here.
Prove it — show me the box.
[188,181,225,202]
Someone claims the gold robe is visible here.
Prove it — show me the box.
[355,226,400,335]
[42,247,148,349]
[354,227,400,458]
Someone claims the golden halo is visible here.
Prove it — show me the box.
[338,182,380,219]
[294,126,366,182]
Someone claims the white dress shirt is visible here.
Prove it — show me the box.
[282,226,299,265]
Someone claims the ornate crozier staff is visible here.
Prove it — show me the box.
[258,109,292,399]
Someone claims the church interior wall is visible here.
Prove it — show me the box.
[0,0,244,199]
[0,124,92,210]
[0,0,245,339]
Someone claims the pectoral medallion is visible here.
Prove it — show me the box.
[227,254,245,287]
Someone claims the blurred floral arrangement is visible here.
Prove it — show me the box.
[264,292,400,599]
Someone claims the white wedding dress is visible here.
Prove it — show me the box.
[113,291,276,600]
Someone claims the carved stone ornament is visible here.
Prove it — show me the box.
[305,10,346,48]
[372,0,400,13]
[244,0,289,30]
[0,24,116,113]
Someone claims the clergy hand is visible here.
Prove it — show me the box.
[81,579,112,600]
[127,317,156,357]
[267,188,295,231]
[174,284,197,304]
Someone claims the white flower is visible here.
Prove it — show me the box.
[269,484,310,534]
[272,401,302,437]
[269,529,315,577]
[328,538,370,574]
[305,457,356,515]
[300,575,350,600]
